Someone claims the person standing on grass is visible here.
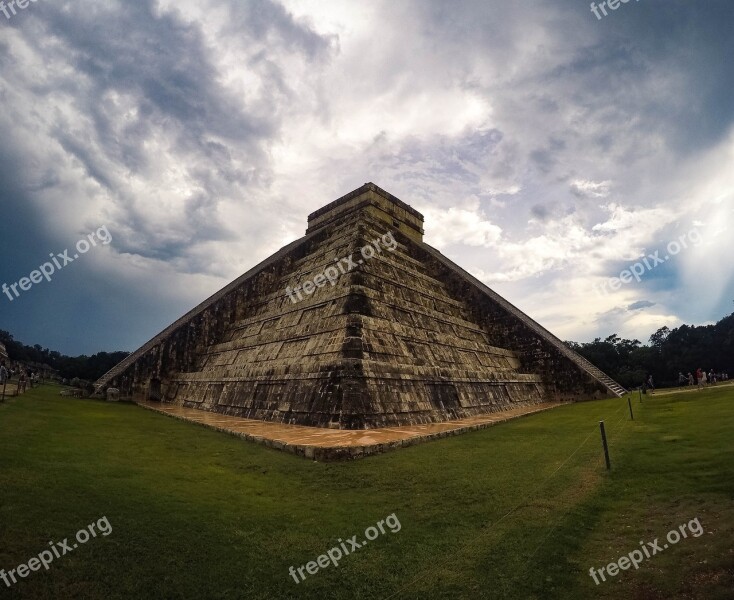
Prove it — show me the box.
[688,372,695,386]
[678,372,687,387]
[0,361,7,401]
[696,368,705,390]
[18,370,27,393]
[647,374,655,394]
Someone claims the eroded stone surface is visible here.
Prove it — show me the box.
[96,183,622,430]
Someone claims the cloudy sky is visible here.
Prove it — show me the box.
[1,0,732,356]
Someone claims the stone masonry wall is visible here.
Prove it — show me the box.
[99,183,617,430]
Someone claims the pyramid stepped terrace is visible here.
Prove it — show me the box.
[96,183,624,429]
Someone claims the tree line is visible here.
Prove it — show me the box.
[566,311,734,389]
[2,310,732,388]
[0,330,128,382]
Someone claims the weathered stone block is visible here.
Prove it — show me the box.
[96,183,622,429]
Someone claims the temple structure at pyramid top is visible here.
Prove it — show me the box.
[307,183,425,242]
[96,182,624,429]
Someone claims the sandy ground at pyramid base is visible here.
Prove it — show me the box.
[134,400,568,460]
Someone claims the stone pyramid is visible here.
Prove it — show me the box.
[96,183,624,429]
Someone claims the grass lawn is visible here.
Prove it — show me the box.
[1,384,732,599]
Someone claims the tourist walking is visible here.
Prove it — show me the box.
[0,360,8,401]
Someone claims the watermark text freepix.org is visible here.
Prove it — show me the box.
[1,0,42,21]
[285,231,397,304]
[1,516,112,589]
[2,225,112,302]
[589,517,704,585]
[289,513,401,584]
[590,0,640,21]
[595,228,701,296]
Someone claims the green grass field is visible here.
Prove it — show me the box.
[1,384,732,599]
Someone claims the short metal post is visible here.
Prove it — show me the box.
[628,396,634,420]
[599,420,611,470]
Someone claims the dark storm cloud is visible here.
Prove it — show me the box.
[225,0,335,59]
[598,0,734,153]
[1,0,281,246]
[530,204,551,221]
[53,130,117,191]
[628,300,656,311]
[1,0,334,247]
[0,0,335,353]
[0,149,52,274]
[32,1,272,141]
[412,0,734,158]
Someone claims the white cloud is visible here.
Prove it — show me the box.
[570,179,612,198]
[423,205,502,248]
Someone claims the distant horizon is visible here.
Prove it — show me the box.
[3,301,732,360]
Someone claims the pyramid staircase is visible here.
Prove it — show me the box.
[96,183,624,428]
